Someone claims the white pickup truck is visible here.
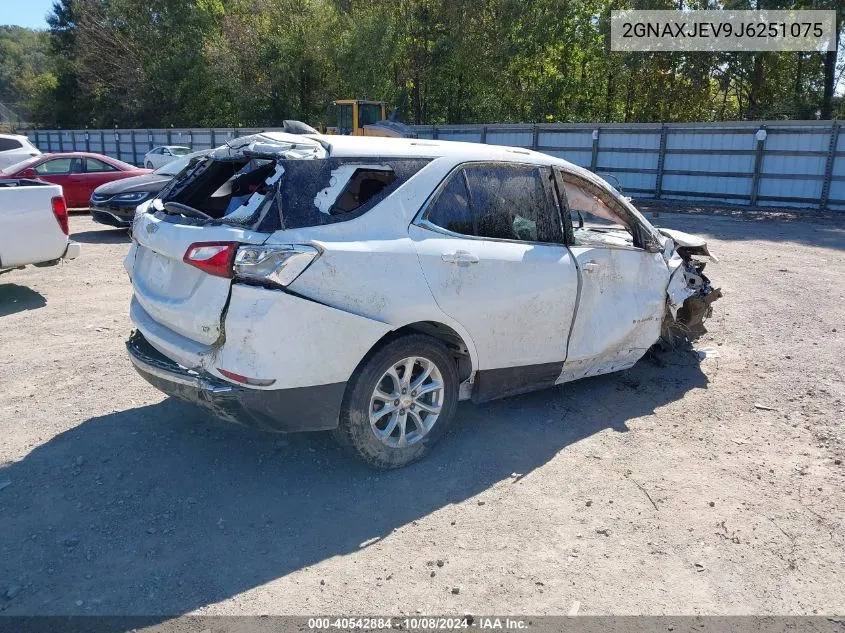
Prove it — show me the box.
[0,179,80,274]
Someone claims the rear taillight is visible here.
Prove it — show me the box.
[51,196,68,236]
[233,245,320,287]
[182,242,238,278]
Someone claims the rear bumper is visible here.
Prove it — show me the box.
[126,331,345,433]
[63,241,81,261]
[30,240,80,268]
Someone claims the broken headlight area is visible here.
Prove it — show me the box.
[662,254,722,345]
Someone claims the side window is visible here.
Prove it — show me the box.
[0,138,23,151]
[464,164,562,244]
[425,171,474,235]
[35,158,73,175]
[559,172,636,248]
[86,158,118,173]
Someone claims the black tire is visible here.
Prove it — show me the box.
[145,161,153,169]
[334,334,460,469]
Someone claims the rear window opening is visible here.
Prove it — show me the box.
[156,157,429,231]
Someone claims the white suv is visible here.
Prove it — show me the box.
[125,133,719,468]
[0,134,41,171]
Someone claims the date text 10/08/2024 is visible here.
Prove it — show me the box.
[306,617,530,630]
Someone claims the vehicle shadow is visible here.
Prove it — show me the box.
[71,227,131,245]
[0,283,47,317]
[0,348,707,616]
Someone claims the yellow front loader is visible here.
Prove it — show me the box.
[323,100,415,138]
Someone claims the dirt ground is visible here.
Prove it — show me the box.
[0,210,843,617]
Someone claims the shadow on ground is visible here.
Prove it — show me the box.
[71,227,131,245]
[0,283,47,317]
[0,349,706,616]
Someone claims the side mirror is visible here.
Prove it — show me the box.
[20,167,37,178]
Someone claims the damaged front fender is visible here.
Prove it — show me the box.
[660,229,722,343]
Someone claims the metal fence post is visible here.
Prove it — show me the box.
[100,130,105,154]
[480,125,487,144]
[210,128,216,148]
[750,127,767,207]
[147,130,153,152]
[84,128,90,152]
[590,128,600,172]
[34,130,41,151]
[655,124,668,199]
[188,130,193,150]
[131,130,137,165]
[820,121,840,210]
[532,124,539,150]
[114,127,121,162]
[433,125,439,140]
[58,130,64,152]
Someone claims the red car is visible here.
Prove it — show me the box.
[0,152,151,208]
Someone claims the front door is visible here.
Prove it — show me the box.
[410,162,579,400]
[554,169,669,383]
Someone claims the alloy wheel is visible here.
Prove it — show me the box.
[369,356,444,448]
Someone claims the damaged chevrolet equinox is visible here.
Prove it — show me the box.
[125,132,720,468]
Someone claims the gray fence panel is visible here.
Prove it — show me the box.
[485,130,533,148]
[545,150,591,168]
[19,121,844,211]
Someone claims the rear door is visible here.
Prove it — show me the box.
[554,169,669,382]
[410,162,579,398]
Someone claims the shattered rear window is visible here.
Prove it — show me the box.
[159,157,429,231]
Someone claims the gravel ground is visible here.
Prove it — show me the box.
[0,211,843,617]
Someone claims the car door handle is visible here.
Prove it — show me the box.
[441,250,479,264]
[582,261,600,272]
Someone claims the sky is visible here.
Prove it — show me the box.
[0,0,54,29]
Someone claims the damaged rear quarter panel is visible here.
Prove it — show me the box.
[272,158,482,369]
[214,284,392,389]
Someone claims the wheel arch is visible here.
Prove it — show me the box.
[359,320,476,383]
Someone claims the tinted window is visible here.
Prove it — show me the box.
[86,158,118,173]
[0,138,22,151]
[35,158,82,175]
[426,172,474,235]
[464,164,561,243]
[358,103,382,127]
[171,147,191,156]
[337,104,353,134]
